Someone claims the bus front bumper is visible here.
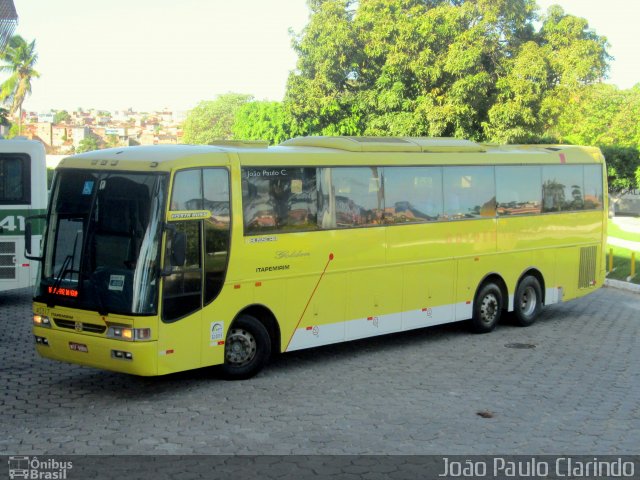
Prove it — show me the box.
[33,326,158,376]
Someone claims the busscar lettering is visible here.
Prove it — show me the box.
[256,264,290,273]
[169,211,210,220]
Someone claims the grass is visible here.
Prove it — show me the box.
[605,244,640,284]
[607,220,640,242]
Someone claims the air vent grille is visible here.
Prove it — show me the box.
[579,246,597,289]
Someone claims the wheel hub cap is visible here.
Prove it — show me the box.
[520,286,537,316]
[225,328,257,366]
[480,294,498,324]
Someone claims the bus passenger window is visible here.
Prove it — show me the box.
[443,166,495,219]
[542,165,584,212]
[241,167,318,234]
[583,165,603,210]
[383,167,443,223]
[318,167,384,228]
[496,166,542,216]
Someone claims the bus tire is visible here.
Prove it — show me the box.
[513,276,543,327]
[471,282,503,334]
[222,314,271,380]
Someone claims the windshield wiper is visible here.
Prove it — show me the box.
[52,229,82,287]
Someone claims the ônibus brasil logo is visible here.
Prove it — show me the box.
[8,457,73,479]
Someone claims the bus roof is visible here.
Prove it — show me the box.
[56,137,604,172]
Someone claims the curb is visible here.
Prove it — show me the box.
[605,278,640,294]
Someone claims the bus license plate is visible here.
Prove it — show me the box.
[69,342,88,353]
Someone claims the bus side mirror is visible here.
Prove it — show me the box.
[24,215,46,261]
[161,224,186,276]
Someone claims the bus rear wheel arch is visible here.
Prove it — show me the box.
[222,314,272,380]
[513,274,543,327]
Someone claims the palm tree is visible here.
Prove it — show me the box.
[0,35,40,135]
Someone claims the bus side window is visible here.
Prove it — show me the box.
[496,166,542,216]
[443,166,495,219]
[583,164,603,210]
[203,168,230,304]
[242,167,318,234]
[163,169,204,322]
[319,167,384,228]
[162,221,202,322]
[0,154,29,204]
[384,166,443,223]
[542,165,585,212]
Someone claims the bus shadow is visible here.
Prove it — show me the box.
[268,308,560,374]
[268,319,472,372]
[48,321,473,398]
[48,310,561,398]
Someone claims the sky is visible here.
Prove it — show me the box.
[8,0,640,113]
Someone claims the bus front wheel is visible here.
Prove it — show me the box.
[471,282,503,334]
[222,314,271,380]
[513,276,543,327]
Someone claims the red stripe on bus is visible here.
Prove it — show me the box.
[286,253,335,351]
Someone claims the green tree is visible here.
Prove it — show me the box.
[483,41,550,143]
[53,110,71,124]
[182,93,253,144]
[601,146,640,193]
[599,85,640,150]
[106,134,120,148]
[233,101,294,144]
[76,137,99,153]
[0,35,40,135]
[0,106,10,129]
[285,1,609,142]
[548,83,640,191]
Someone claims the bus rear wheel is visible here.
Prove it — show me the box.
[471,282,503,334]
[222,314,271,380]
[513,276,543,327]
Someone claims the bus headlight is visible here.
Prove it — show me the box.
[107,326,152,341]
[33,314,51,327]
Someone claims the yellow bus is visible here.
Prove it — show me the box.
[29,136,606,379]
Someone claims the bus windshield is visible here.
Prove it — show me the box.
[37,170,168,315]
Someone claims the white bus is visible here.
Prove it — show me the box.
[0,138,47,292]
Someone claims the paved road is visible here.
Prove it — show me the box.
[1,287,639,455]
